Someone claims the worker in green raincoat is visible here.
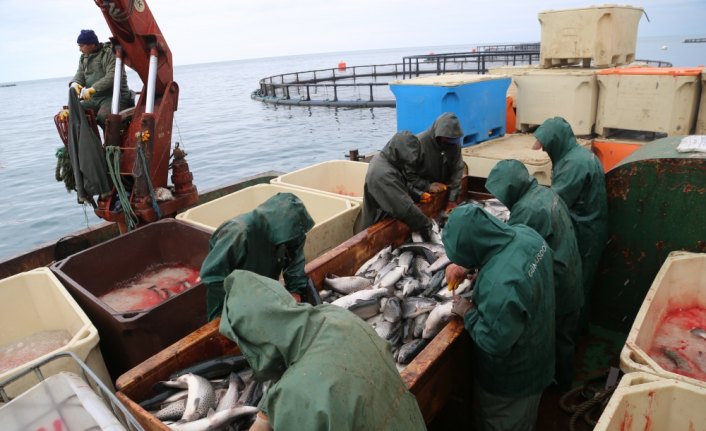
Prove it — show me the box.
[411,112,465,212]
[66,30,134,127]
[443,205,555,431]
[533,117,608,329]
[355,131,433,235]
[200,193,314,321]
[219,270,426,431]
[486,159,583,392]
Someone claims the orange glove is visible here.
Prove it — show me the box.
[291,292,302,303]
[57,109,69,121]
[428,182,448,193]
[419,192,432,204]
[446,263,469,291]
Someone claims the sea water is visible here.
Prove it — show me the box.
[0,37,703,261]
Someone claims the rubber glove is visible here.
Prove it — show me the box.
[80,87,96,101]
[249,411,273,431]
[419,192,432,204]
[451,295,474,317]
[446,263,468,291]
[428,182,447,193]
[70,82,83,95]
[57,109,69,121]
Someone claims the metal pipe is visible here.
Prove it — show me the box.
[112,46,123,114]
[145,47,158,114]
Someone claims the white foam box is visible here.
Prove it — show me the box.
[176,183,360,262]
[594,372,706,431]
[620,251,706,389]
[596,67,702,136]
[514,68,597,136]
[0,268,112,398]
[0,372,126,431]
[270,160,368,202]
[538,5,643,67]
[461,133,592,186]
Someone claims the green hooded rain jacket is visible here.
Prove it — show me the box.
[534,117,608,295]
[412,112,465,202]
[442,205,555,397]
[219,270,426,431]
[200,193,314,321]
[356,131,431,232]
[486,159,583,315]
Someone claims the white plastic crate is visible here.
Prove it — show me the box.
[620,251,706,389]
[596,68,702,136]
[461,133,592,186]
[514,69,597,136]
[176,183,360,262]
[270,160,368,202]
[0,269,111,398]
[538,5,643,67]
[595,372,706,430]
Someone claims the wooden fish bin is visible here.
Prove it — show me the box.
[115,191,476,427]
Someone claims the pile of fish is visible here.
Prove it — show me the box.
[321,221,473,369]
[140,355,263,431]
[467,198,510,222]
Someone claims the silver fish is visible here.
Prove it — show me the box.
[423,301,454,339]
[374,259,400,284]
[349,297,382,320]
[331,287,389,309]
[382,297,403,323]
[402,297,438,319]
[429,219,443,245]
[356,245,392,277]
[154,398,187,421]
[411,231,424,243]
[398,339,429,364]
[169,406,259,431]
[216,373,240,412]
[178,373,216,422]
[427,254,451,274]
[397,251,415,275]
[318,289,333,300]
[372,320,401,340]
[413,313,429,339]
[323,274,373,295]
[377,266,405,290]
[400,278,421,297]
[412,256,432,279]
[436,278,471,299]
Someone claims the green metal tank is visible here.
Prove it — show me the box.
[592,136,706,332]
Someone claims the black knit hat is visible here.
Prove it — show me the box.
[77,30,99,45]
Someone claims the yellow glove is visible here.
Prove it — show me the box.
[428,182,448,193]
[58,109,69,121]
[70,82,83,95]
[419,192,432,204]
[80,87,96,101]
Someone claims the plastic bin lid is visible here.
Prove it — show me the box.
[462,135,550,165]
[540,4,643,14]
[597,67,704,76]
[391,73,508,86]
[523,68,597,76]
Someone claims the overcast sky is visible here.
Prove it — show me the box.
[0,0,704,83]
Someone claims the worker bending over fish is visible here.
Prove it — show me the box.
[443,205,555,431]
[486,159,583,393]
[410,112,465,213]
[219,270,426,431]
[200,193,314,321]
[356,131,435,237]
[533,117,608,330]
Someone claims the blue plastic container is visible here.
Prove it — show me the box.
[390,74,511,147]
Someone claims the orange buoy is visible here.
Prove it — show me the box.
[338,61,347,71]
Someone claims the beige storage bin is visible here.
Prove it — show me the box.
[176,183,360,262]
[487,66,539,103]
[0,269,111,398]
[538,5,643,67]
[596,68,702,136]
[514,69,597,136]
[270,160,368,202]
[594,372,706,430]
[461,133,592,186]
[696,71,706,135]
[620,251,706,389]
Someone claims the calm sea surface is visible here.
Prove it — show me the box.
[0,37,703,261]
